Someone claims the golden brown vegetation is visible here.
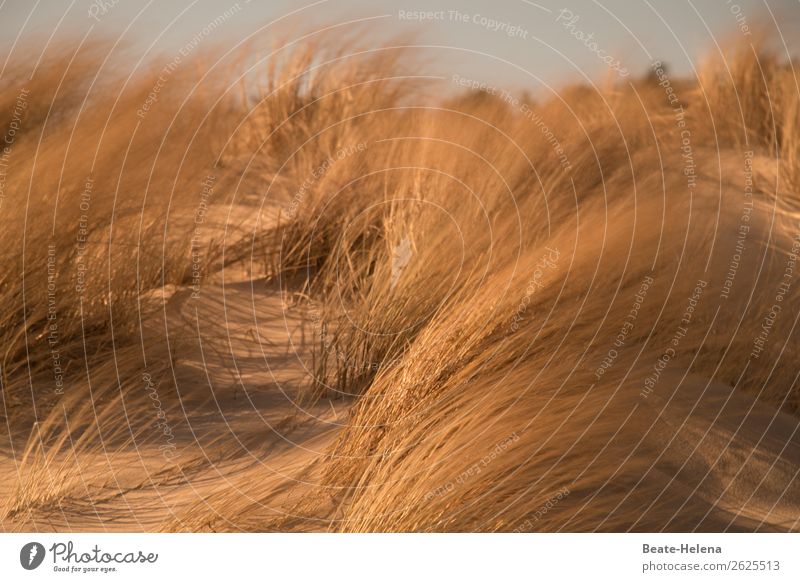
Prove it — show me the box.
[1,30,799,532]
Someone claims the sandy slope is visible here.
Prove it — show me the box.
[634,369,800,531]
[1,204,345,532]
[3,278,344,531]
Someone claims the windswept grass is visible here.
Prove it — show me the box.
[2,26,799,532]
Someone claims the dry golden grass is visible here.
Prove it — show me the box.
[1,28,800,532]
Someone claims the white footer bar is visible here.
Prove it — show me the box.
[1,533,797,581]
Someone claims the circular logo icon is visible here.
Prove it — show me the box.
[20,542,46,570]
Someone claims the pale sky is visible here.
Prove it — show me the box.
[2,0,799,94]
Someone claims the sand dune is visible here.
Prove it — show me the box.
[2,31,800,532]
